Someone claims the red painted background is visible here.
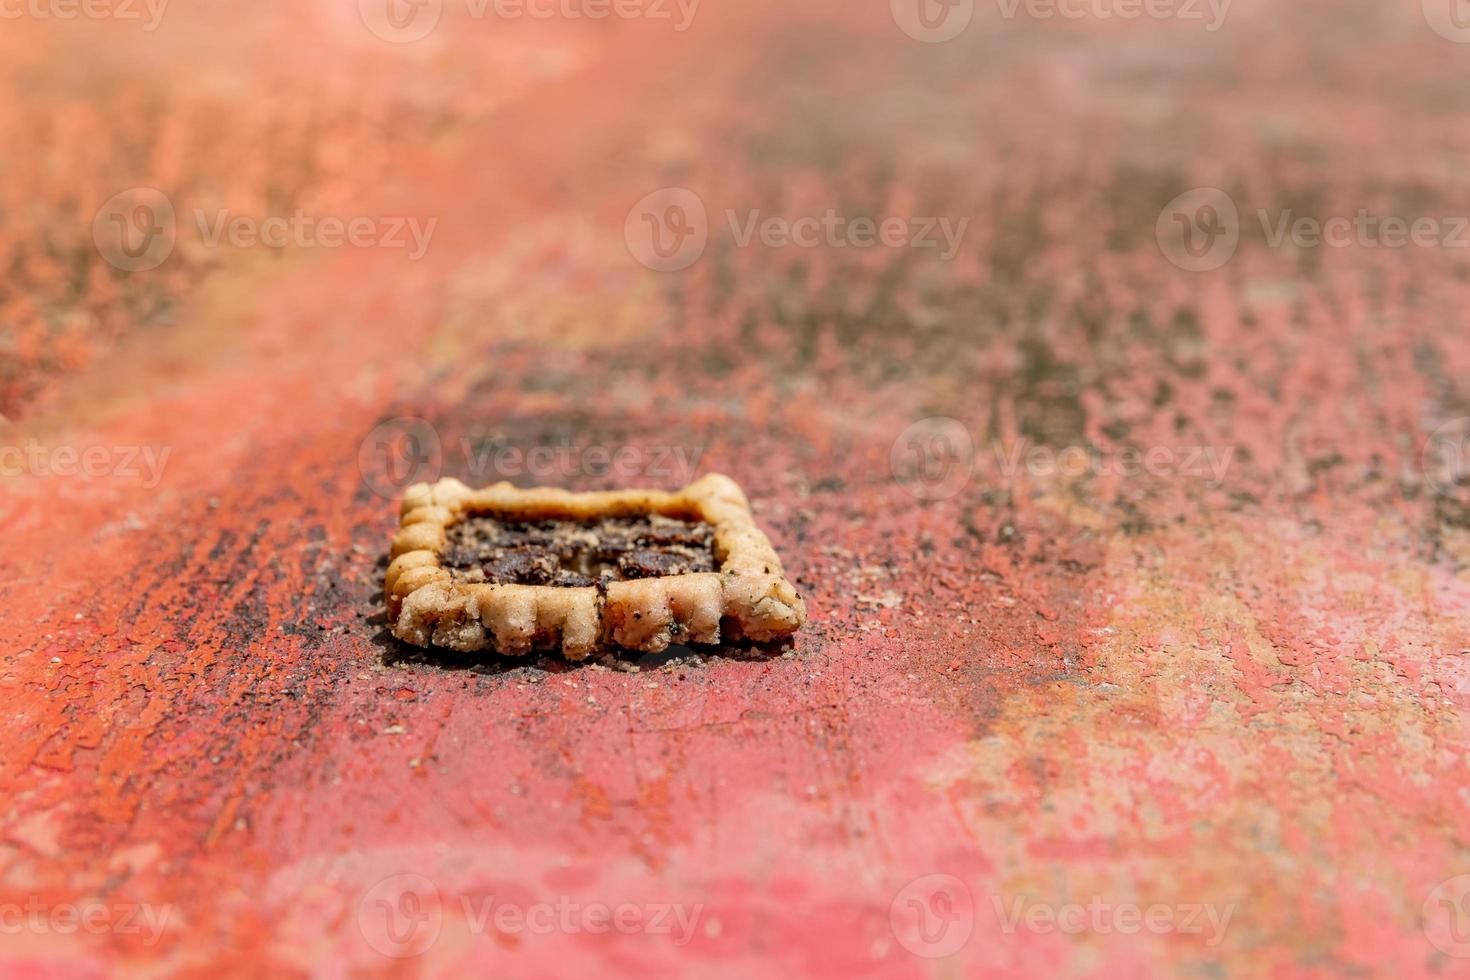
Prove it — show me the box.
[4,0,1470,976]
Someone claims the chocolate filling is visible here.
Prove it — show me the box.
[442,513,717,587]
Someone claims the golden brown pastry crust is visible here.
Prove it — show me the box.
[384,474,805,659]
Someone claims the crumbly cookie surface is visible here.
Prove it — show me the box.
[442,514,717,586]
[384,474,806,659]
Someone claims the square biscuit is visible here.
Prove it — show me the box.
[384,473,806,659]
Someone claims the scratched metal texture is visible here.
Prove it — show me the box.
[4,0,1470,977]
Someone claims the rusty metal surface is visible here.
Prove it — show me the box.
[4,0,1470,976]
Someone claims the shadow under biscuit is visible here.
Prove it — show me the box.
[373,617,795,675]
